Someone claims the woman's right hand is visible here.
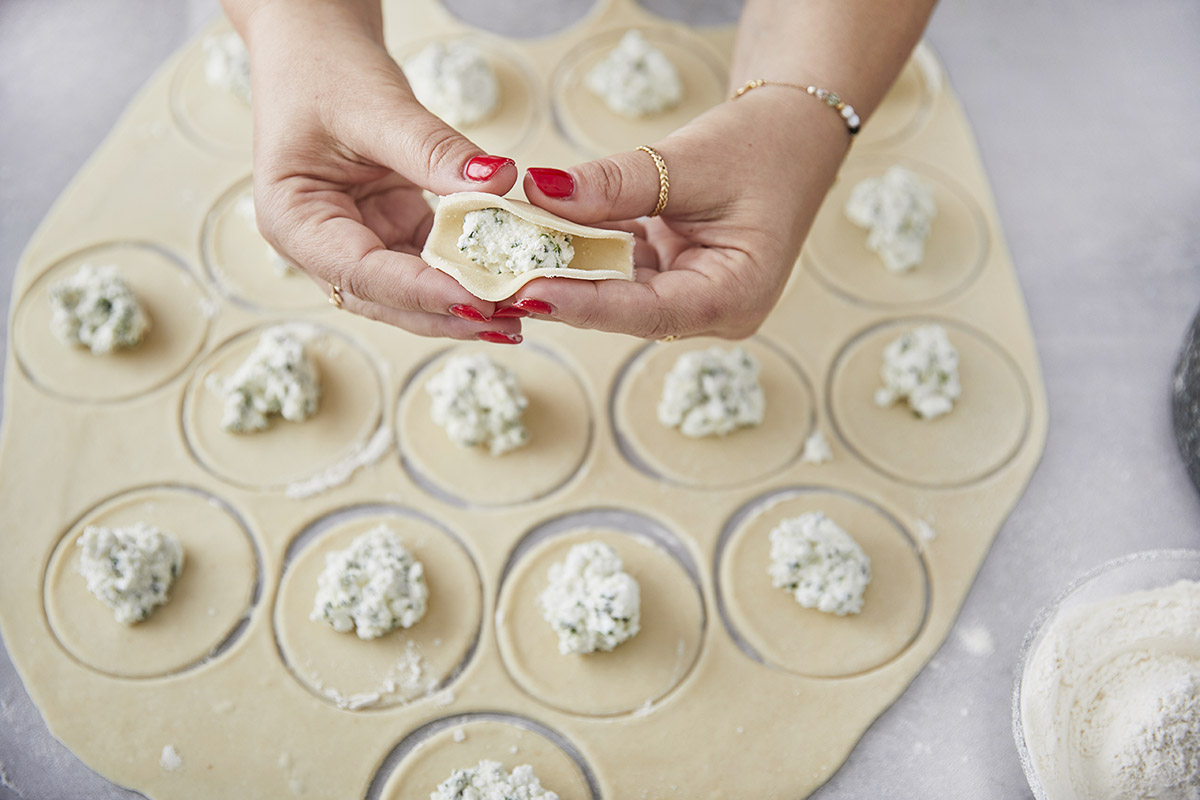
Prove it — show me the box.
[228,0,525,344]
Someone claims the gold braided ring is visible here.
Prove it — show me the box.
[636,145,670,217]
[659,334,679,343]
[328,283,344,309]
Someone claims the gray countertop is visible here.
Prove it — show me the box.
[2,1,1199,798]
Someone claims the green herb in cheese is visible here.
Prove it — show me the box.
[310,525,428,640]
[209,326,321,434]
[430,760,558,800]
[844,166,937,273]
[426,353,530,456]
[403,40,499,127]
[657,346,765,437]
[77,523,184,625]
[538,541,641,656]
[203,31,251,104]
[767,512,871,616]
[457,208,575,275]
[584,30,683,117]
[874,324,961,420]
[48,264,150,355]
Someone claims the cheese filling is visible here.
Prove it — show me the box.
[427,353,531,456]
[77,523,185,625]
[844,166,937,273]
[538,541,641,655]
[403,41,499,128]
[767,512,871,616]
[209,326,321,434]
[202,31,251,104]
[430,760,559,800]
[657,346,765,437]
[584,30,683,117]
[49,264,150,355]
[874,324,961,420]
[457,208,574,275]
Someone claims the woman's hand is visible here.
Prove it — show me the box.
[230,0,524,343]
[510,93,849,340]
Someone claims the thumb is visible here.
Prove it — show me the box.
[522,145,676,225]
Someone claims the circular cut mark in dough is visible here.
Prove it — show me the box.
[42,485,259,679]
[200,177,326,312]
[803,159,988,308]
[397,344,592,507]
[370,715,597,800]
[551,27,727,158]
[828,318,1031,488]
[167,27,252,158]
[389,35,541,156]
[855,43,941,147]
[273,509,482,711]
[182,324,384,490]
[717,488,929,677]
[612,336,815,488]
[496,521,705,717]
[12,241,211,403]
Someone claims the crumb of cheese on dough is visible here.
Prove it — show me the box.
[457,208,575,275]
[311,525,428,640]
[208,326,321,434]
[159,745,183,772]
[430,760,558,800]
[657,346,765,437]
[77,523,184,625]
[538,541,641,655]
[202,31,251,104]
[426,353,531,455]
[874,324,961,420]
[585,30,683,117]
[403,40,499,127]
[49,264,150,355]
[801,430,833,464]
[768,512,871,616]
[844,165,937,273]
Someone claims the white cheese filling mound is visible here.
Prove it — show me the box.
[538,541,641,655]
[874,324,961,420]
[77,523,184,625]
[657,346,765,437]
[426,353,531,456]
[403,40,499,127]
[844,165,937,273]
[767,512,871,616]
[210,326,321,434]
[430,760,559,800]
[202,31,251,104]
[584,29,683,117]
[310,525,428,640]
[457,208,575,275]
[49,263,150,355]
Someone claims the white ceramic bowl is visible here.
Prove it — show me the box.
[1011,548,1200,800]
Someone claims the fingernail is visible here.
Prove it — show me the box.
[464,155,515,182]
[514,298,554,316]
[477,331,523,345]
[491,306,530,319]
[527,167,574,199]
[450,304,489,322]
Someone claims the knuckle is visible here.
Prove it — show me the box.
[414,125,467,180]
[591,159,626,216]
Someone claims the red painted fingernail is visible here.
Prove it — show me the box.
[477,331,523,345]
[450,304,489,322]
[491,306,530,319]
[527,167,574,199]
[464,155,515,182]
[514,298,554,315]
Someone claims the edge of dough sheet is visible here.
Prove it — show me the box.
[422,191,635,302]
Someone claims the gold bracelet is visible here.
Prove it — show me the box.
[732,79,861,136]
[636,145,670,217]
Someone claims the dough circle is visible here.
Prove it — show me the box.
[12,241,211,403]
[273,508,482,710]
[397,343,592,507]
[496,524,705,717]
[200,177,326,313]
[855,44,940,147]
[551,27,727,158]
[373,715,595,800]
[612,336,815,488]
[803,159,988,307]
[389,35,541,155]
[167,26,252,157]
[828,318,1031,487]
[717,488,929,677]
[42,485,259,679]
[182,323,384,490]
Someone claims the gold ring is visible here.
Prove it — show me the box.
[328,284,344,309]
[636,145,669,217]
[659,334,679,343]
